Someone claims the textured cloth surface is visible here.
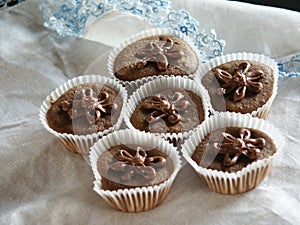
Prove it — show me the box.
[0,0,300,224]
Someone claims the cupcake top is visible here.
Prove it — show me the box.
[97,145,174,190]
[130,88,205,134]
[46,83,122,135]
[201,60,274,114]
[191,126,277,173]
[113,35,199,81]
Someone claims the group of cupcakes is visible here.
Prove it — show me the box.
[39,28,284,212]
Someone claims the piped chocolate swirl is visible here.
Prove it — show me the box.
[130,88,204,134]
[214,62,264,102]
[97,145,174,190]
[110,147,166,181]
[202,60,274,114]
[142,92,190,125]
[212,128,266,167]
[135,37,184,71]
[191,127,276,173]
[60,88,116,125]
[46,83,122,135]
[113,34,199,81]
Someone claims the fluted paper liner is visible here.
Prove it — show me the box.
[195,52,279,118]
[123,76,212,145]
[89,129,181,212]
[181,112,284,194]
[39,75,128,154]
[107,28,201,93]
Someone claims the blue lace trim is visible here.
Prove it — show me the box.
[277,54,300,79]
[39,0,225,62]
[37,1,299,76]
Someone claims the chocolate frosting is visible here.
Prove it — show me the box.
[214,62,264,101]
[60,88,115,124]
[110,147,166,181]
[142,92,190,124]
[213,128,266,166]
[135,37,184,71]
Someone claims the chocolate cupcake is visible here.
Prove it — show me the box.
[123,76,211,144]
[182,112,284,194]
[130,88,204,134]
[90,130,181,212]
[108,28,200,91]
[39,75,127,154]
[46,83,122,135]
[97,145,174,191]
[196,53,278,118]
[191,127,276,173]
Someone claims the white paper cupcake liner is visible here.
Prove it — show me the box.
[123,76,212,145]
[89,129,181,212]
[39,75,128,154]
[181,112,284,194]
[195,52,279,119]
[107,28,201,92]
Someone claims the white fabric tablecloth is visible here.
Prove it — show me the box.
[1,0,300,224]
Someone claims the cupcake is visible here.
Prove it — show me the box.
[181,112,284,194]
[123,76,211,144]
[108,28,200,91]
[89,129,181,212]
[196,53,278,118]
[39,75,127,154]
[97,145,174,190]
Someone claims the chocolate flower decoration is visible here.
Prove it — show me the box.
[135,37,184,71]
[60,88,115,124]
[215,62,264,101]
[143,92,190,124]
[110,147,166,181]
[213,128,266,167]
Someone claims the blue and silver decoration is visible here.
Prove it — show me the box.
[277,54,300,79]
[39,0,225,61]
[39,0,299,77]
